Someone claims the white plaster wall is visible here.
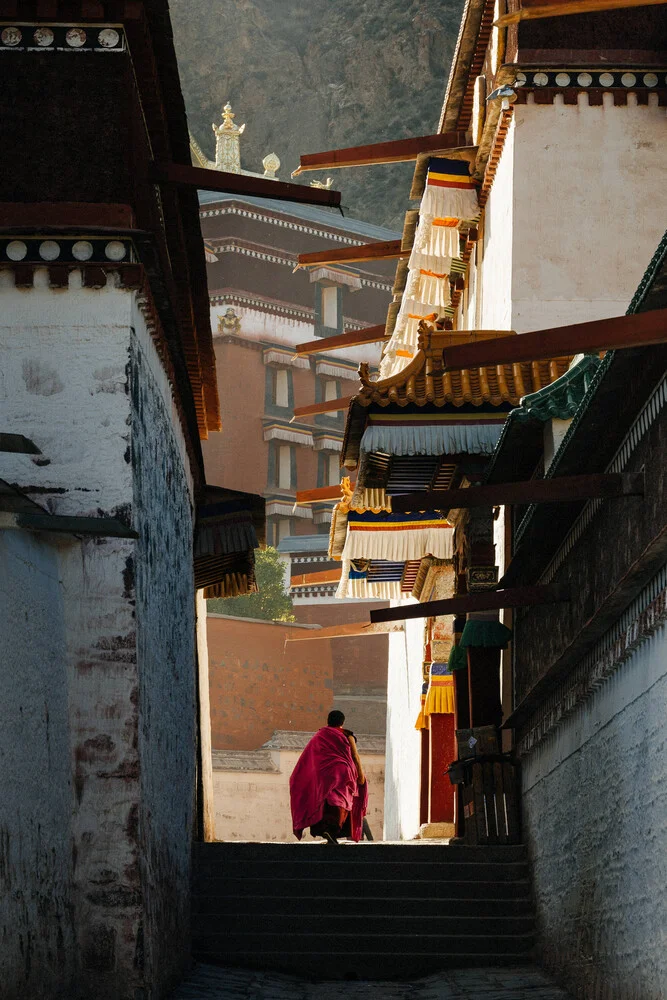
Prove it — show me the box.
[512,95,667,332]
[479,118,515,332]
[213,749,385,842]
[383,611,425,841]
[522,621,667,999]
[196,590,216,842]
[211,303,383,367]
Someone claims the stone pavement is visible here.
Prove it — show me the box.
[172,963,574,999]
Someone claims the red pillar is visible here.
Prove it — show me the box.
[420,728,429,825]
[429,713,456,823]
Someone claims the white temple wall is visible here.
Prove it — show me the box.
[522,615,667,1000]
[478,119,515,332]
[0,269,199,999]
[383,612,424,841]
[511,95,667,332]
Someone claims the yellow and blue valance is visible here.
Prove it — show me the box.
[424,662,455,716]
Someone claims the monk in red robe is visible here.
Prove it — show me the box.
[290,710,368,843]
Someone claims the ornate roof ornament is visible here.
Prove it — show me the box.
[189,101,281,180]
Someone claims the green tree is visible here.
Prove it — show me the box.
[207,546,295,622]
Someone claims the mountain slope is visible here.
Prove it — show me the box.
[170,0,465,230]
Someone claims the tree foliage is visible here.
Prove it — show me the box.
[207,546,296,622]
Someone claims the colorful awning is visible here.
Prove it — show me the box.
[342,510,453,563]
[194,487,265,599]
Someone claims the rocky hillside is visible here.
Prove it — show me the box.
[170,0,464,230]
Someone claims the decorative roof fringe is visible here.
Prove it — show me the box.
[342,521,453,563]
[360,422,503,457]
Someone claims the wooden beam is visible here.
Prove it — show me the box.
[150,162,341,209]
[496,0,667,27]
[290,568,342,588]
[295,325,388,356]
[286,621,405,641]
[297,240,408,268]
[0,512,138,538]
[293,395,354,419]
[292,132,470,175]
[390,473,645,513]
[370,585,569,623]
[295,484,353,505]
[0,433,40,455]
[442,308,667,371]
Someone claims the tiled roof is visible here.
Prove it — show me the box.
[198,191,400,243]
[356,330,571,410]
[211,749,280,772]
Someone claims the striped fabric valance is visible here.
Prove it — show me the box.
[342,510,453,563]
[336,558,405,599]
[360,413,506,458]
[424,662,455,716]
[379,157,479,380]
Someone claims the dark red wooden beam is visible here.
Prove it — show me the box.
[292,131,470,175]
[293,396,355,419]
[390,473,645,513]
[298,240,408,268]
[442,308,667,371]
[150,162,341,209]
[370,585,569,623]
[295,325,388,356]
[496,0,667,27]
[295,484,354,505]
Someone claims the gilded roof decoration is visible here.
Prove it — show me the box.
[357,324,571,410]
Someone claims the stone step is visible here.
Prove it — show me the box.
[193,913,535,937]
[193,893,534,918]
[194,843,528,864]
[193,876,533,900]
[193,860,530,882]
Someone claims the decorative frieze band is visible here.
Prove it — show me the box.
[1,235,135,264]
[513,68,667,106]
[0,23,125,52]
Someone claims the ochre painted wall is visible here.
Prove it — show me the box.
[207,615,334,750]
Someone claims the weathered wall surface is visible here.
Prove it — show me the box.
[0,530,75,999]
[477,118,514,333]
[212,748,385,842]
[130,314,197,999]
[512,97,667,332]
[207,615,334,749]
[384,613,424,841]
[0,271,198,999]
[523,620,667,1000]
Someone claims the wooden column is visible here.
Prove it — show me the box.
[420,729,430,826]
[429,714,456,824]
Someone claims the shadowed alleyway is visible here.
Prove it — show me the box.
[173,964,574,999]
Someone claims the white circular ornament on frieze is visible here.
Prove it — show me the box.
[533,72,549,87]
[514,72,526,87]
[1,26,22,46]
[33,27,54,46]
[98,28,120,48]
[6,240,27,261]
[621,73,637,88]
[104,241,127,261]
[577,73,593,87]
[599,72,615,88]
[643,73,658,87]
[72,241,94,261]
[39,240,61,261]
[555,73,571,87]
[65,28,87,47]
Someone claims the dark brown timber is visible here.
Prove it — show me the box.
[297,240,408,268]
[293,396,355,419]
[292,132,470,174]
[442,309,667,371]
[295,325,388,356]
[369,585,570,623]
[150,162,341,208]
[390,473,645,513]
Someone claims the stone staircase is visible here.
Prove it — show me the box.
[191,842,536,979]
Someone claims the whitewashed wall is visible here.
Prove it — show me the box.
[511,96,667,332]
[383,613,425,841]
[523,619,667,999]
[213,748,385,842]
[0,269,198,1000]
